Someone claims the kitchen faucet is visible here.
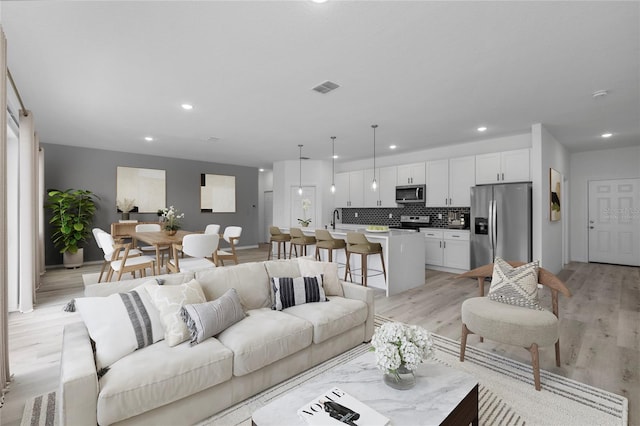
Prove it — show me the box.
[331,209,340,230]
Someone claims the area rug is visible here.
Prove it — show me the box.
[23,315,628,426]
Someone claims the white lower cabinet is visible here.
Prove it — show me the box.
[423,229,470,271]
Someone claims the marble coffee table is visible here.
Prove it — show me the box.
[252,351,478,426]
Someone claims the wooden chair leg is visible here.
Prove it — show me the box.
[528,343,541,391]
[106,267,114,282]
[98,260,108,283]
[460,323,470,362]
[379,251,387,281]
[555,339,561,367]
[361,254,367,287]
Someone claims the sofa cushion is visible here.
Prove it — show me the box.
[271,275,327,310]
[216,308,313,376]
[180,288,246,345]
[97,337,233,425]
[84,272,195,297]
[283,296,368,344]
[264,259,301,279]
[145,279,207,347]
[75,283,164,370]
[297,258,344,297]
[196,262,271,310]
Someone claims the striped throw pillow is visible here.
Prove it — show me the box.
[271,275,327,311]
[488,257,543,310]
[75,283,164,371]
[180,288,245,345]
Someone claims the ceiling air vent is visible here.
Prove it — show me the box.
[312,80,340,94]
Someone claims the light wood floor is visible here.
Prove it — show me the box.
[2,247,638,425]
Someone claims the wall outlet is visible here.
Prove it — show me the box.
[354,212,358,218]
[388,213,393,219]
[438,213,442,219]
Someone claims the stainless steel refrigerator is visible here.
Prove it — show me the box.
[470,182,532,268]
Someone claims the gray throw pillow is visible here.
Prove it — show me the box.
[180,288,245,345]
[488,257,543,310]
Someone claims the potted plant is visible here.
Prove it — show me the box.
[46,189,99,268]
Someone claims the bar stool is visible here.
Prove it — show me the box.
[267,226,291,260]
[314,229,346,263]
[344,232,387,287]
[289,227,316,258]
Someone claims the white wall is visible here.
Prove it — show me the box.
[338,132,531,172]
[570,145,640,262]
[258,170,273,243]
[532,124,570,274]
[272,159,333,229]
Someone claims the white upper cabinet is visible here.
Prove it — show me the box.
[475,149,530,184]
[425,156,475,207]
[397,162,426,185]
[364,166,397,208]
[334,170,364,207]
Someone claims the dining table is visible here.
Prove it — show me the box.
[130,230,196,275]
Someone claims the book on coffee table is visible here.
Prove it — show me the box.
[297,387,390,426]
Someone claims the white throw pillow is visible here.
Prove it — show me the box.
[75,282,164,371]
[488,257,542,310]
[297,257,344,297]
[145,279,207,346]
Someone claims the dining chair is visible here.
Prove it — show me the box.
[204,224,221,235]
[97,232,156,281]
[135,223,170,267]
[94,228,142,282]
[214,226,242,266]
[167,233,219,273]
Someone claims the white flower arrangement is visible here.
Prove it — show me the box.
[161,206,185,231]
[371,322,434,374]
[298,198,312,226]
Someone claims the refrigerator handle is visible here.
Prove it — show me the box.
[491,199,498,257]
[488,199,494,253]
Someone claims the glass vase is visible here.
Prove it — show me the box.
[383,364,416,390]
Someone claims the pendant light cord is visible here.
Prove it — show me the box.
[331,136,336,186]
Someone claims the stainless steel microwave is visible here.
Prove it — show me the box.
[395,184,426,204]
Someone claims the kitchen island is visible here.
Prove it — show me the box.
[281,226,425,296]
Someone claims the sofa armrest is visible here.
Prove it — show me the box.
[59,322,98,426]
[340,281,375,342]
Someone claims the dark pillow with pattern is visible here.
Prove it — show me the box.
[271,274,327,310]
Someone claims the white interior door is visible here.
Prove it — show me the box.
[588,178,640,266]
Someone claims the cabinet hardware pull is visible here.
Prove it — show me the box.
[439,241,442,248]
[443,241,446,248]
[497,173,499,181]
[501,172,504,180]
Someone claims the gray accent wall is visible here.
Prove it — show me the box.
[43,143,259,266]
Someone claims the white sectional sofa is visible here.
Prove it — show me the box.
[59,258,375,425]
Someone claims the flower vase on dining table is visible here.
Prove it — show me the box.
[166,229,177,236]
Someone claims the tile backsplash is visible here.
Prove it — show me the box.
[340,205,470,229]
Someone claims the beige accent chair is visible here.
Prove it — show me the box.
[457,261,571,391]
[344,232,386,287]
[167,233,218,273]
[214,226,242,266]
[288,227,316,258]
[267,226,291,260]
[314,229,346,263]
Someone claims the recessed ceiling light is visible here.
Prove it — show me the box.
[259,168,265,172]
[477,126,488,132]
[144,136,154,142]
[601,132,613,138]
[311,0,328,3]
[389,145,397,150]
[332,155,339,159]
[181,103,194,110]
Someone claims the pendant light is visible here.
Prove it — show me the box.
[371,124,378,190]
[330,136,336,194]
[298,144,303,195]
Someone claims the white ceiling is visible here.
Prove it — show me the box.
[2,1,639,169]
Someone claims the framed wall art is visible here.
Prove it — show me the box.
[550,168,561,222]
[116,166,166,213]
[200,173,236,213]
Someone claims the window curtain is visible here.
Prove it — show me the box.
[0,25,11,404]
[18,109,36,313]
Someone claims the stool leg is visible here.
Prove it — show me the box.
[379,251,387,282]
[267,240,273,261]
[328,248,333,262]
[362,253,367,287]
[345,251,352,282]
[315,246,320,261]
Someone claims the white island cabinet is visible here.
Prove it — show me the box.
[282,226,425,296]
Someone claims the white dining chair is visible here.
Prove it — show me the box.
[204,224,221,235]
[167,233,219,273]
[97,232,155,281]
[214,226,242,266]
[94,228,143,282]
